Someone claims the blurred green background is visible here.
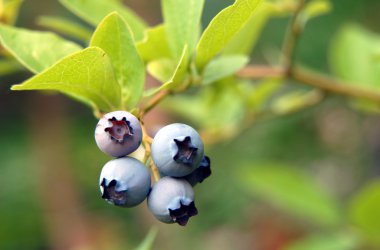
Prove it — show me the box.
[1,0,380,249]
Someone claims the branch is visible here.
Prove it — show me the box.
[238,65,380,103]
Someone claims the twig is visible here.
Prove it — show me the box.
[238,65,380,103]
[140,90,171,117]
[141,123,160,182]
[282,0,307,75]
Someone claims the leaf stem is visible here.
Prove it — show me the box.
[140,90,171,117]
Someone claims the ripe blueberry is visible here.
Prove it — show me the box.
[183,156,211,186]
[151,123,204,177]
[100,157,151,207]
[147,177,198,226]
[95,111,142,157]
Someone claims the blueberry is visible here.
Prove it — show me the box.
[151,123,204,177]
[99,157,151,207]
[183,156,211,186]
[95,111,142,157]
[147,177,198,226]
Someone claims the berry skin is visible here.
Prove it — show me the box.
[183,156,211,186]
[99,157,151,207]
[147,177,198,226]
[151,123,204,177]
[95,111,142,157]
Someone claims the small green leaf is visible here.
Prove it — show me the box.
[202,55,249,84]
[285,233,359,250]
[349,180,380,245]
[37,16,93,42]
[0,24,82,73]
[1,0,23,25]
[147,58,175,83]
[330,24,380,89]
[162,0,204,59]
[136,25,172,62]
[246,78,281,109]
[303,0,332,21]
[145,45,189,96]
[11,47,121,113]
[60,0,147,41]
[195,0,262,69]
[91,12,145,109]
[223,2,275,56]
[134,228,158,250]
[239,164,342,226]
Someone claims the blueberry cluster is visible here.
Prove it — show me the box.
[95,111,211,226]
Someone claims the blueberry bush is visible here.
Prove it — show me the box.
[1,0,380,249]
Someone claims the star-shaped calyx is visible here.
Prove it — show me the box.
[169,201,198,226]
[100,179,127,206]
[104,117,134,143]
[173,136,198,165]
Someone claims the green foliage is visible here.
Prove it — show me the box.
[349,180,380,245]
[59,0,146,41]
[37,16,93,42]
[202,55,249,85]
[136,25,171,62]
[0,24,82,73]
[11,47,122,112]
[90,12,145,109]
[195,0,262,69]
[239,164,342,226]
[162,0,204,59]
[0,0,23,25]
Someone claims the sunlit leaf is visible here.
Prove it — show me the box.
[147,58,175,83]
[223,2,275,56]
[195,0,262,69]
[37,16,93,42]
[162,0,204,59]
[285,233,359,250]
[0,24,82,73]
[60,0,147,41]
[302,0,332,21]
[91,12,144,109]
[145,45,189,96]
[239,164,342,226]
[349,180,380,245]
[11,47,121,113]
[136,25,172,62]
[203,55,249,84]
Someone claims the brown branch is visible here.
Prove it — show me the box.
[140,90,171,117]
[238,65,380,103]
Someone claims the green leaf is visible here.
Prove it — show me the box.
[285,233,359,250]
[349,180,380,245]
[239,164,342,226]
[11,47,121,113]
[162,0,204,59]
[147,58,175,83]
[330,24,380,112]
[202,55,249,84]
[0,24,82,73]
[91,12,145,109]
[136,25,172,62]
[1,0,23,25]
[246,78,281,109]
[134,228,158,250]
[60,0,147,41]
[271,89,324,115]
[303,0,332,20]
[145,45,189,96]
[37,16,93,42]
[223,2,275,55]
[330,24,380,89]
[195,0,262,69]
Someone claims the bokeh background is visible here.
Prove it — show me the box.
[1,0,380,249]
